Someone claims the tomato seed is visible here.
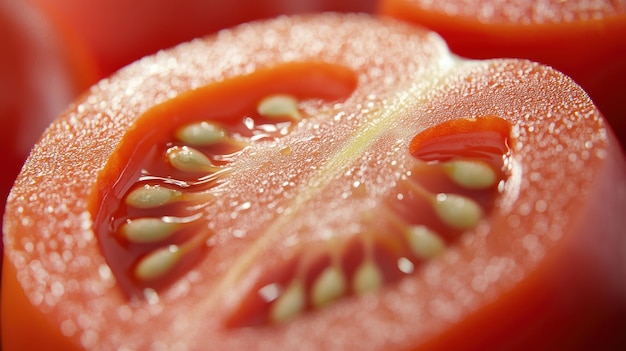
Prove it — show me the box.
[352,259,383,295]
[443,159,497,189]
[432,193,483,231]
[257,94,302,121]
[134,245,182,281]
[125,185,183,209]
[311,265,348,309]
[176,121,229,146]
[121,218,181,243]
[405,225,446,260]
[269,281,306,324]
[166,145,222,173]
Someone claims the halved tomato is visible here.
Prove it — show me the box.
[377,0,626,146]
[3,13,626,351]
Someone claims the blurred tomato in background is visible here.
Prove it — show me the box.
[33,0,378,78]
[0,0,100,268]
[378,0,626,145]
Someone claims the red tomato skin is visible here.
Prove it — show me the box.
[2,13,626,351]
[377,0,626,147]
[33,0,378,77]
[0,0,99,273]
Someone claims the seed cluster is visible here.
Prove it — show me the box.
[103,93,509,325]
[246,157,502,325]
[111,94,303,292]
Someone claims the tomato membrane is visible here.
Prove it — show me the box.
[2,13,625,351]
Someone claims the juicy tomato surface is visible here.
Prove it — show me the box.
[0,0,99,271]
[3,12,626,351]
[378,0,626,146]
[33,0,378,78]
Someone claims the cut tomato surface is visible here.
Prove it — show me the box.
[377,0,626,146]
[2,13,626,351]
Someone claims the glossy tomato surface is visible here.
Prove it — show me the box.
[3,13,626,351]
[378,0,626,146]
[0,0,99,269]
[33,0,377,77]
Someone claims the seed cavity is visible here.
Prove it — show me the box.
[231,116,509,327]
[106,92,314,297]
[433,193,483,230]
[257,94,302,121]
[121,218,180,243]
[125,185,183,208]
[444,159,497,189]
[97,64,367,308]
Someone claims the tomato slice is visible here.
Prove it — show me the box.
[3,13,626,351]
[377,0,626,146]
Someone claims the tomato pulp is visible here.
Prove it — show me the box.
[378,0,626,146]
[3,13,626,351]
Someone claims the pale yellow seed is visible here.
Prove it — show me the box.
[176,121,227,146]
[352,260,383,295]
[279,146,293,156]
[166,146,217,172]
[134,245,180,281]
[125,185,182,208]
[311,266,347,308]
[444,160,497,189]
[406,225,445,259]
[269,282,306,323]
[257,94,301,121]
[433,193,483,230]
[121,218,179,243]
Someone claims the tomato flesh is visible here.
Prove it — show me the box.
[2,13,626,351]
